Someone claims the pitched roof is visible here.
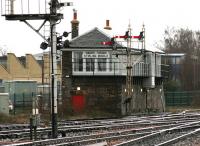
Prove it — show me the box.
[69,27,121,48]
[63,27,164,54]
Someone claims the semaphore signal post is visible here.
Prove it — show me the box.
[102,23,145,114]
[1,0,73,138]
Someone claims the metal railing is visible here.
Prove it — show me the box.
[1,0,50,15]
[72,61,164,77]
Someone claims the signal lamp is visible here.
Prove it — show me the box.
[139,31,144,40]
[63,31,71,37]
[111,37,115,45]
[40,42,48,50]
[63,40,70,48]
[57,44,63,50]
[124,31,129,39]
[57,36,62,44]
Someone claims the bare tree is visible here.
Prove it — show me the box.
[0,46,7,56]
[163,28,200,91]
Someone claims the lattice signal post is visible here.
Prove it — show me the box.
[126,24,133,114]
[103,24,145,114]
[1,0,73,138]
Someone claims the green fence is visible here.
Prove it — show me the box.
[165,91,200,106]
[10,92,50,115]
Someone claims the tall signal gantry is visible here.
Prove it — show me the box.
[1,0,73,138]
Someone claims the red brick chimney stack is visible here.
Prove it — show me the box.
[71,9,79,39]
[104,20,112,30]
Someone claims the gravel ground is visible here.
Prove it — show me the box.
[172,134,200,146]
[131,131,192,146]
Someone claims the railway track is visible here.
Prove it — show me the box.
[1,111,200,146]
[114,121,200,146]
[0,116,198,140]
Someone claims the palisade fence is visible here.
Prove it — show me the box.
[165,91,200,106]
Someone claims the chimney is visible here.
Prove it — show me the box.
[104,20,112,30]
[71,9,79,39]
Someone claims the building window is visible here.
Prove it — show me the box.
[112,56,119,72]
[97,58,106,71]
[73,51,118,74]
[86,58,95,72]
[74,52,83,71]
[109,53,114,71]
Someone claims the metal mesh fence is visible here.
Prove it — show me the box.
[165,91,200,106]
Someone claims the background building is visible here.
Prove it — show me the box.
[0,53,61,84]
[162,53,185,82]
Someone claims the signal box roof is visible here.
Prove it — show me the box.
[63,27,122,50]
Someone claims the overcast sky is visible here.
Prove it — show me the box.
[0,0,200,56]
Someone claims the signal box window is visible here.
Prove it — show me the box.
[98,58,106,71]
[74,52,83,71]
[86,58,95,72]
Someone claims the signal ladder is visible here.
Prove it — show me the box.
[3,0,12,14]
[43,0,50,41]
[43,0,62,40]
